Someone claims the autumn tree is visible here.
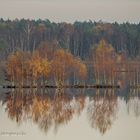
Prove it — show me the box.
[25,50,50,87]
[93,39,117,85]
[74,58,87,84]
[28,51,42,86]
[6,50,50,87]
[50,49,87,87]
[7,50,25,86]
[40,58,50,86]
[50,49,74,87]
[7,48,86,87]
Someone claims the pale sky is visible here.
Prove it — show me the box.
[0,0,140,23]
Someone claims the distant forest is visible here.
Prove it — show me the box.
[0,19,140,87]
[0,19,140,60]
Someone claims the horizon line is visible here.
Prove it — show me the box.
[0,17,140,24]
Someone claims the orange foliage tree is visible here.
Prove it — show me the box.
[7,50,50,87]
[7,51,26,86]
[6,47,86,87]
[50,49,87,87]
[74,58,87,83]
[93,39,117,84]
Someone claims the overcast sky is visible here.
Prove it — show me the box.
[0,0,139,23]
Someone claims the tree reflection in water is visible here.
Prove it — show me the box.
[3,88,85,133]
[2,88,140,135]
[87,89,118,134]
[126,88,140,117]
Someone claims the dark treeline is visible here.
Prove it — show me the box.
[0,18,140,59]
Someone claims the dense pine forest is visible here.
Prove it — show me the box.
[0,19,140,87]
[0,19,140,59]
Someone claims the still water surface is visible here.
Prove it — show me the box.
[0,88,140,140]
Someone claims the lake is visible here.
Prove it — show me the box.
[0,88,140,140]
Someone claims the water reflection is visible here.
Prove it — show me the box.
[126,89,140,117]
[87,89,118,134]
[2,89,85,134]
[1,88,140,135]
